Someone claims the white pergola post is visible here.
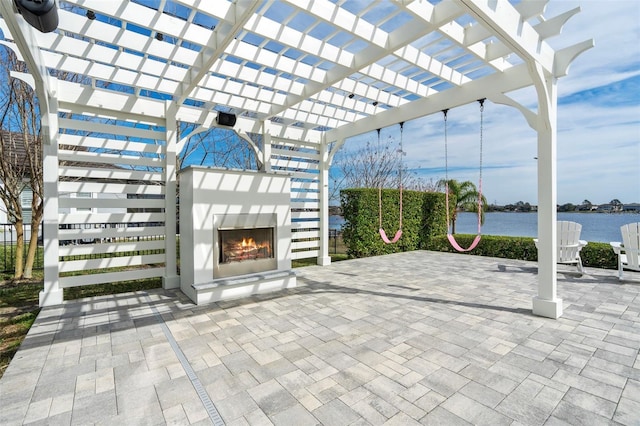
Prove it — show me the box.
[0,1,63,305]
[317,141,331,266]
[262,133,272,172]
[532,63,561,319]
[163,101,180,289]
[40,90,63,306]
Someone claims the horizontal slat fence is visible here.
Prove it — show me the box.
[56,111,168,289]
[270,140,321,260]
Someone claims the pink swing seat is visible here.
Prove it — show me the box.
[380,228,402,244]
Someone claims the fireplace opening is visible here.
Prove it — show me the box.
[219,227,274,264]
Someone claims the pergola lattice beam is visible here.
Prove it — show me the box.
[398,0,511,72]
[30,72,321,142]
[34,17,295,111]
[460,0,555,73]
[174,1,260,106]
[26,0,561,132]
[266,0,470,121]
[326,62,532,143]
[63,0,260,107]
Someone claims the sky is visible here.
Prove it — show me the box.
[338,0,640,207]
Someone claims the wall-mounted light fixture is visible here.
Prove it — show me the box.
[216,112,237,127]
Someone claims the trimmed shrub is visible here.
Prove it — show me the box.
[581,242,617,269]
[426,234,618,269]
[340,188,448,258]
[340,188,619,270]
[419,192,450,248]
[425,234,538,261]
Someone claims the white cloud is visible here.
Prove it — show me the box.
[410,1,640,205]
[335,1,639,206]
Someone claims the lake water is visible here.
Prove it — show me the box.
[329,212,640,243]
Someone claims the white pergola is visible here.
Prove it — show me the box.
[0,0,592,318]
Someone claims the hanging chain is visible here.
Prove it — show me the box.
[399,122,404,188]
[478,98,485,217]
[443,109,449,183]
[443,109,450,230]
[377,128,382,229]
[478,99,484,185]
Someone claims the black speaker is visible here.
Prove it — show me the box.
[216,112,237,127]
[14,0,59,33]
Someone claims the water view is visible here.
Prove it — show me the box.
[329,212,640,243]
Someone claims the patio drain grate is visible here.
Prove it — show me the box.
[144,293,225,426]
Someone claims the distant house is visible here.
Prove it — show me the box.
[0,130,34,224]
[0,130,127,225]
[596,204,613,212]
[623,203,640,212]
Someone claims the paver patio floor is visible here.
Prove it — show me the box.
[1,250,639,425]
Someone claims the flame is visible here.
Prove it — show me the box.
[241,237,257,249]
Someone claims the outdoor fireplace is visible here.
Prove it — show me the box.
[179,167,295,305]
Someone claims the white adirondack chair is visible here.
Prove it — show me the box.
[610,222,640,280]
[534,221,587,274]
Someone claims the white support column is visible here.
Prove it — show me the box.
[163,101,180,289]
[531,63,561,319]
[317,140,332,266]
[263,133,272,172]
[1,0,64,306]
[40,92,63,306]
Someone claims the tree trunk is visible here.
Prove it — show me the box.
[23,222,40,279]
[23,194,43,279]
[14,220,24,279]
[451,211,457,234]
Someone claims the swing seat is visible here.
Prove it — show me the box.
[380,228,402,244]
[447,233,481,252]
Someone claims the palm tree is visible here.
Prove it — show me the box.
[437,179,487,234]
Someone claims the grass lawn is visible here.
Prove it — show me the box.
[0,279,41,378]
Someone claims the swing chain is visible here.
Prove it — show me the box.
[442,109,449,182]
[442,101,486,239]
[477,99,484,213]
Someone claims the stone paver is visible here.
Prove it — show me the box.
[1,250,639,425]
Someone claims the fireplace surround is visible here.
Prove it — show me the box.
[179,166,296,304]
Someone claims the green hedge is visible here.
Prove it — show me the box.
[581,242,618,269]
[425,234,618,269]
[339,188,618,270]
[425,234,538,261]
[340,188,448,258]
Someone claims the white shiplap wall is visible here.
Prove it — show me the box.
[269,138,321,261]
[56,112,168,288]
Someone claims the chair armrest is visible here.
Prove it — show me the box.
[533,238,538,249]
[610,242,622,254]
[578,240,587,249]
[562,243,582,249]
